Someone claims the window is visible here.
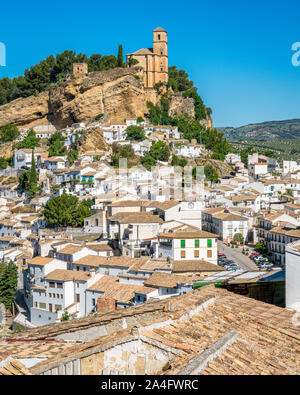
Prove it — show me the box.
[76,294,80,303]
[39,302,46,309]
[35,302,37,307]
[92,298,96,306]
[194,250,199,258]
[195,239,199,248]
[49,282,55,288]
[57,283,63,289]
[181,251,186,259]
[207,250,212,258]
[181,240,186,248]
[158,34,161,40]
[55,305,62,312]
[207,239,212,248]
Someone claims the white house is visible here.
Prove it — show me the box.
[157,228,218,264]
[285,240,300,311]
[13,148,48,169]
[174,143,204,158]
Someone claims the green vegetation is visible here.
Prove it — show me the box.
[110,143,136,167]
[168,66,208,120]
[220,119,300,141]
[117,45,125,68]
[233,233,244,244]
[149,141,170,162]
[17,129,40,150]
[18,152,41,197]
[47,132,66,157]
[95,113,104,121]
[137,117,144,124]
[67,150,78,166]
[0,261,18,311]
[28,151,40,197]
[171,155,187,167]
[255,243,267,254]
[204,165,219,184]
[0,157,9,169]
[231,139,300,162]
[128,58,139,67]
[140,154,156,170]
[61,310,70,321]
[125,126,145,141]
[0,124,20,142]
[43,193,91,227]
[0,50,120,105]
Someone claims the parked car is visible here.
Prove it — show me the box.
[250,253,260,259]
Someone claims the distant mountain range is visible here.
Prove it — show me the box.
[218,119,300,141]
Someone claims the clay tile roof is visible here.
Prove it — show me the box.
[88,277,156,303]
[130,48,154,56]
[27,257,54,266]
[153,26,167,32]
[0,357,32,375]
[58,245,83,255]
[159,228,218,239]
[74,255,108,268]
[144,272,192,289]
[152,201,180,210]
[109,212,162,224]
[45,269,90,282]
[86,243,112,252]
[213,212,248,221]
[172,260,223,273]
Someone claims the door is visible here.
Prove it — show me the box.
[49,303,52,313]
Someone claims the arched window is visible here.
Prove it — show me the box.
[158,34,161,40]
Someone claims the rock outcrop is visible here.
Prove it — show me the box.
[0,67,200,130]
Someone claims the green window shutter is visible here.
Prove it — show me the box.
[195,239,199,248]
[181,240,185,248]
[207,239,212,248]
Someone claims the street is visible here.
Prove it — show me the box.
[218,241,258,271]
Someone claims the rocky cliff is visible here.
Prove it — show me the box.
[0,67,198,129]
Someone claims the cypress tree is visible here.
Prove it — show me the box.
[28,150,39,197]
[0,261,18,310]
[117,45,124,68]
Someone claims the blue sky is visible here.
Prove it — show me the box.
[0,0,300,127]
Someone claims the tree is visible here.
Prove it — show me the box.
[171,155,187,167]
[204,165,219,184]
[18,170,30,193]
[67,150,78,166]
[126,126,145,141]
[128,57,139,67]
[17,129,40,150]
[149,141,170,162]
[233,233,244,245]
[141,154,156,170]
[0,261,18,311]
[28,151,40,197]
[255,243,267,254]
[137,117,144,123]
[110,143,136,167]
[43,193,91,227]
[47,132,66,157]
[0,124,20,142]
[0,157,8,169]
[117,45,125,68]
[61,310,70,321]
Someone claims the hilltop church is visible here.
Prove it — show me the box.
[126,27,168,89]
